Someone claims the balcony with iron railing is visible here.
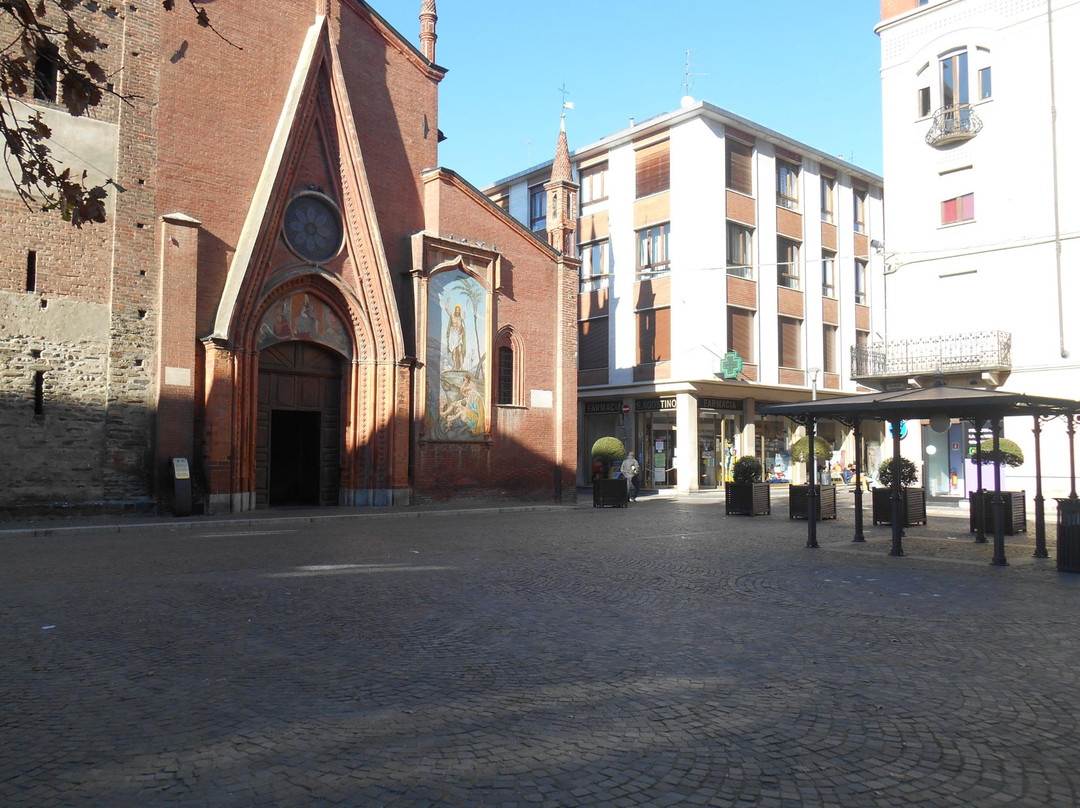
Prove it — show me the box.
[925,104,983,147]
[851,331,1011,389]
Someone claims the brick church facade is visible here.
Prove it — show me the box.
[0,1,577,515]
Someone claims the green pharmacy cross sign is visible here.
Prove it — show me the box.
[720,350,744,380]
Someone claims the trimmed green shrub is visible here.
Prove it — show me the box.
[590,437,626,462]
[877,457,919,488]
[790,435,833,464]
[732,456,763,484]
[976,438,1024,468]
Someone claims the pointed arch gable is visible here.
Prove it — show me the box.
[210,15,404,368]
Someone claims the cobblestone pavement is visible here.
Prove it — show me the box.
[2,493,1079,807]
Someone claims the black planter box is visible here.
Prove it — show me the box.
[593,478,629,508]
[871,487,927,526]
[725,482,771,516]
[1057,497,1080,573]
[969,491,1026,535]
[788,484,837,521]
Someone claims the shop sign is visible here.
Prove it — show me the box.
[584,400,624,415]
[720,350,743,380]
[636,397,677,412]
[700,397,742,412]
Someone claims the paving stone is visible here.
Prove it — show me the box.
[0,495,1078,806]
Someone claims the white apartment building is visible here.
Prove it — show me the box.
[487,100,886,492]
[875,0,1080,499]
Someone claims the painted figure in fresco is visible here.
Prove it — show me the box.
[440,373,484,436]
[295,294,318,337]
[442,293,468,370]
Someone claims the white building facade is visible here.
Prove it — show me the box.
[488,101,886,492]
[876,0,1080,499]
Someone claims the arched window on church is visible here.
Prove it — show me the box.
[494,327,524,406]
[497,346,514,405]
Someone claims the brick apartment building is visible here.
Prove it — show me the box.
[0,1,577,515]
[487,102,886,492]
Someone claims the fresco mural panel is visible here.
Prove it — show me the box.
[426,270,488,441]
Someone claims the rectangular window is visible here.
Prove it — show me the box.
[492,194,510,212]
[822,250,836,298]
[26,250,37,292]
[979,66,992,100]
[579,239,610,293]
[918,86,931,117]
[778,316,802,369]
[855,259,868,304]
[821,176,835,223]
[727,307,754,364]
[726,222,753,278]
[854,188,867,233]
[635,140,670,198]
[579,317,609,370]
[33,44,58,102]
[580,163,607,204]
[637,307,671,365]
[823,325,838,374]
[33,370,45,415]
[726,139,753,195]
[777,237,800,290]
[776,159,800,211]
[529,185,546,231]
[941,50,971,133]
[856,329,869,353]
[636,223,670,279]
[941,193,975,224]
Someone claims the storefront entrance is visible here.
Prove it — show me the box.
[256,341,343,507]
[638,399,678,489]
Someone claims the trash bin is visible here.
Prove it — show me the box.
[1055,496,1080,573]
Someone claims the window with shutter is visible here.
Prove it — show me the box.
[726,140,752,195]
[579,317,609,370]
[823,325,838,374]
[727,307,754,363]
[778,317,802,369]
[635,141,670,198]
[637,307,671,364]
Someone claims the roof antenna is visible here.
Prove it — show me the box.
[681,49,708,107]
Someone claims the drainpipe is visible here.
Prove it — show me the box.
[1048,0,1068,358]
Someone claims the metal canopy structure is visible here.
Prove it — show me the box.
[761,382,1080,565]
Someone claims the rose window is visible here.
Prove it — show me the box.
[283,193,343,263]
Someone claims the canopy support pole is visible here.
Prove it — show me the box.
[889,417,904,557]
[1033,415,1049,558]
[853,417,865,543]
[991,418,1008,567]
[806,417,819,549]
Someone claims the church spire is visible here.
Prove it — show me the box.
[545,111,578,257]
[420,0,437,62]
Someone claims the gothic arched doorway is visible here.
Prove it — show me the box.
[256,341,343,506]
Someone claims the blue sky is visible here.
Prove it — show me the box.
[378,1,884,188]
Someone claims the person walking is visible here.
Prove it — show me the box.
[620,451,641,502]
